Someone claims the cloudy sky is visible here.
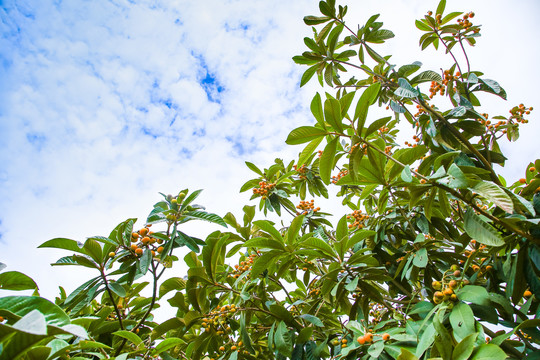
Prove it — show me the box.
[1,0,539,300]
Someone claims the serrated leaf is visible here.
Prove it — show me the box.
[472,181,513,213]
[464,209,504,246]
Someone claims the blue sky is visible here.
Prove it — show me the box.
[0,0,539,300]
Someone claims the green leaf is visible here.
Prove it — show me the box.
[286,215,304,245]
[457,285,490,306]
[415,20,432,32]
[319,138,338,185]
[324,98,343,132]
[401,165,413,183]
[452,333,478,360]
[38,238,87,256]
[436,0,446,16]
[108,282,126,298]
[298,314,324,327]
[303,15,331,25]
[244,237,286,251]
[13,310,47,335]
[159,277,186,299]
[470,344,507,360]
[286,126,328,145]
[464,209,504,246]
[410,70,442,85]
[113,330,143,348]
[245,161,263,176]
[300,238,337,260]
[0,296,70,327]
[365,29,395,43]
[413,248,428,268]
[472,181,513,213]
[184,211,227,227]
[354,82,381,134]
[138,248,152,275]
[0,271,39,292]
[151,337,185,355]
[250,250,281,278]
[298,137,324,167]
[416,323,436,358]
[310,93,325,128]
[449,302,476,343]
[274,321,293,357]
[398,348,419,360]
[301,64,319,87]
[394,78,419,98]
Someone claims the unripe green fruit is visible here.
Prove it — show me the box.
[178,192,186,199]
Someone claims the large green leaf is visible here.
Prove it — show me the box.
[319,137,338,185]
[286,126,328,145]
[151,337,185,356]
[452,333,477,360]
[159,277,186,299]
[0,271,38,292]
[449,302,476,343]
[38,238,87,256]
[0,296,70,327]
[274,321,293,357]
[354,82,381,134]
[470,344,507,360]
[472,181,513,213]
[463,209,504,246]
[244,237,286,251]
[183,211,227,227]
[323,98,343,133]
[113,330,143,348]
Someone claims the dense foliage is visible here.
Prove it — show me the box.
[1,0,540,359]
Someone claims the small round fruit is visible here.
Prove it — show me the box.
[157,246,164,253]
[219,346,225,352]
[357,335,366,345]
[453,270,461,277]
[432,281,442,290]
[519,178,527,184]
[140,228,149,236]
[135,248,143,256]
[524,290,533,298]
[364,333,373,343]
[530,167,536,172]
[109,252,116,257]
[448,280,458,289]
[382,333,390,341]
[231,345,237,351]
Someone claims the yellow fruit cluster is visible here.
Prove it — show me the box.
[293,164,308,180]
[347,210,370,229]
[129,226,164,257]
[230,253,258,279]
[200,304,237,334]
[331,169,348,184]
[252,181,276,200]
[296,200,320,215]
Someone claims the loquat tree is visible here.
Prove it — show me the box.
[1,0,539,359]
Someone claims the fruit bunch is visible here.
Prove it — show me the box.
[431,265,464,304]
[347,210,370,229]
[128,226,164,258]
[331,169,348,184]
[457,12,475,30]
[230,253,258,279]
[296,199,320,215]
[293,164,308,180]
[509,103,533,124]
[200,304,237,334]
[252,181,275,200]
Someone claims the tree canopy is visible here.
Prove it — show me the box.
[1,0,539,359]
